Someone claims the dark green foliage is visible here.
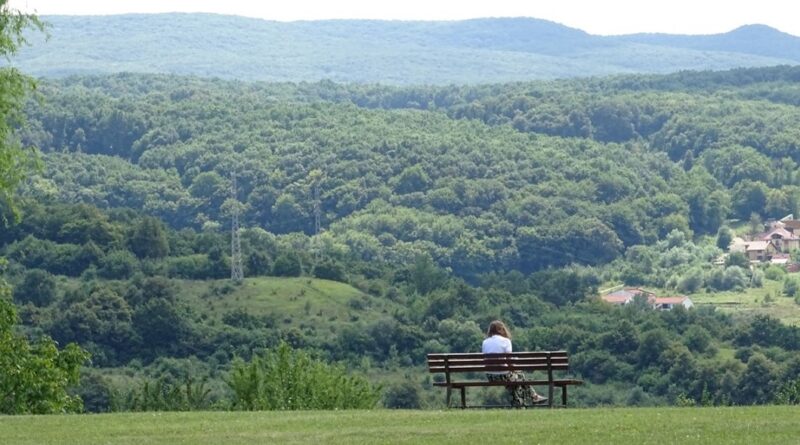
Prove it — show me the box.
[49,286,136,363]
[529,269,599,307]
[409,254,447,295]
[129,217,170,259]
[272,253,302,277]
[228,342,380,410]
[99,250,139,279]
[312,257,346,282]
[736,353,779,404]
[73,372,114,413]
[13,268,56,306]
[725,252,750,269]
[124,275,177,307]
[716,226,732,250]
[383,381,421,409]
[120,377,211,412]
[132,297,190,356]
[2,66,800,410]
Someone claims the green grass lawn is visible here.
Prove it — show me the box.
[1,407,798,444]
[691,278,800,326]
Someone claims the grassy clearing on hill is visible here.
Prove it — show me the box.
[1,407,798,445]
[691,277,800,326]
[178,277,402,330]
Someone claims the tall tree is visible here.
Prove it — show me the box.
[129,216,170,259]
[0,3,90,414]
[0,0,44,225]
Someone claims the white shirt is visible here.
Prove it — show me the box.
[482,335,512,354]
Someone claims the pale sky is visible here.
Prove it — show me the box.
[8,0,800,36]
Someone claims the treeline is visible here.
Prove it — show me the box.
[3,202,799,410]
[4,67,800,410]
[16,68,800,284]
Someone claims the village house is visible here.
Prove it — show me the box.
[601,288,692,311]
[601,287,655,305]
[743,240,777,262]
[653,296,694,310]
[759,223,800,252]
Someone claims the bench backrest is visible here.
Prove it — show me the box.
[427,351,570,375]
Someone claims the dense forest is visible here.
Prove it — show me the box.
[3,66,800,411]
[10,15,800,84]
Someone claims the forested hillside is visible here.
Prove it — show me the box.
[3,66,800,410]
[8,14,800,84]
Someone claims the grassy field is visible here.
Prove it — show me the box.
[691,278,800,326]
[177,276,403,330]
[1,407,798,444]
[601,276,800,326]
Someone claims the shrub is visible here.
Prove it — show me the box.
[312,258,346,282]
[99,250,139,279]
[784,277,800,298]
[228,342,380,410]
[118,377,211,412]
[383,381,421,409]
[272,253,302,277]
[677,268,703,293]
[764,265,786,281]
[725,252,750,269]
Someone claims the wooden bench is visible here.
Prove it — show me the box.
[427,351,583,409]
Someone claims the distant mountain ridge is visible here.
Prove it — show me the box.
[615,24,800,62]
[9,14,800,84]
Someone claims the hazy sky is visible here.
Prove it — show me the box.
[8,0,800,36]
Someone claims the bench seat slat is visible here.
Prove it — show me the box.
[428,358,569,367]
[427,351,568,360]
[429,364,569,373]
[432,379,583,388]
[428,356,568,364]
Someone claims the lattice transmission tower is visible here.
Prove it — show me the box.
[230,171,244,282]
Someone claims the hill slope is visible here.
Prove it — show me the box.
[9,14,800,84]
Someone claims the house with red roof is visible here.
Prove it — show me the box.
[760,224,800,252]
[653,296,693,310]
[601,288,692,311]
[601,288,655,306]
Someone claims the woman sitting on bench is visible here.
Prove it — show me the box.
[482,320,547,407]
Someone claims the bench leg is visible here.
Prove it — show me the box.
[548,383,554,409]
[460,387,466,409]
[446,387,452,408]
[562,386,568,407]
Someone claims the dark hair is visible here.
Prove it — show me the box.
[486,320,511,339]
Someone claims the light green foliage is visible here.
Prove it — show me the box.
[0,1,44,224]
[764,265,786,281]
[0,5,90,415]
[228,342,380,410]
[0,281,89,414]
